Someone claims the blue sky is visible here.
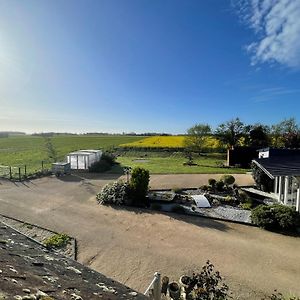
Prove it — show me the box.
[0,0,300,133]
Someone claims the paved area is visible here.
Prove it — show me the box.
[0,175,299,300]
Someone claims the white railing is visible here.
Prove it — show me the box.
[144,272,161,300]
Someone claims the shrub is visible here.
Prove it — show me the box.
[221,175,235,187]
[129,167,150,206]
[212,199,221,206]
[101,152,116,165]
[182,260,229,299]
[208,178,216,187]
[97,181,129,205]
[238,190,251,203]
[251,162,274,192]
[251,204,300,231]
[43,233,70,249]
[241,202,253,210]
[171,205,186,214]
[89,160,111,172]
[224,195,234,203]
[200,185,209,191]
[215,180,224,191]
[89,152,116,173]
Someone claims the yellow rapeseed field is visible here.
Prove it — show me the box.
[120,135,223,149]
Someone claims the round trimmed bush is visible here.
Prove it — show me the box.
[208,178,216,187]
[251,204,300,231]
[221,175,235,187]
[215,180,225,191]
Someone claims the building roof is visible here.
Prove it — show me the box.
[0,222,147,299]
[258,147,300,156]
[68,149,102,156]
[253,155,300,178]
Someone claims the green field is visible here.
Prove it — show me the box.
[0,135,143,173]
[0,135,248,175]
[114,151,247,174]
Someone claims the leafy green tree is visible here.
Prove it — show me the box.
[271,118,300,148]
[184,123,211,153]
[215,118,247,148]
[249,124,270,147]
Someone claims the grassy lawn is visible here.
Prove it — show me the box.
[0,135,143,173]
[115,152,248,174]
[0,136,248,175]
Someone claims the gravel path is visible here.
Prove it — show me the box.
[195,206,252,223]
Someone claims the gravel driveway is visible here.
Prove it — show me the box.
[0,175,299,300]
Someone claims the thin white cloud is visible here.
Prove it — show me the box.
[250,86,300,102]
[233,0,300,68]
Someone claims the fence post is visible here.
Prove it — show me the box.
[42,161,44,172]
[24,165,27,177]
[9,166,12,179]
[18,167,21,181]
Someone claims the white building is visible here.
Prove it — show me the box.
[67,149,102,170]
[252,148,300,212]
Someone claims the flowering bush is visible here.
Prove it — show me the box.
[96,181,129,205]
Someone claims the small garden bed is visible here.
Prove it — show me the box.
[147,175,259,224]
[96,170,299,230]
[0,215,76,259]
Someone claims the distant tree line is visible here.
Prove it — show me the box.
[185,117,300,153]
[31,132,173,137]
[0,131,26,138]
[31,132,78,137]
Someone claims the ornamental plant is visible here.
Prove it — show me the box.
[129,167,150,206]
[183,260,229,299]
[221,175,235,188]
[251,204,300,231]
[97,181,129,205]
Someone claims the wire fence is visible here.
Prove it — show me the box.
[0,161,52,181]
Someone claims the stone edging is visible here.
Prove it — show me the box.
[0,214,77,260]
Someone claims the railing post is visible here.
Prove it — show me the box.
[9,166,12,179]
[153,272,161,300]
[144,272,161,299]
[18,167,21,181]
